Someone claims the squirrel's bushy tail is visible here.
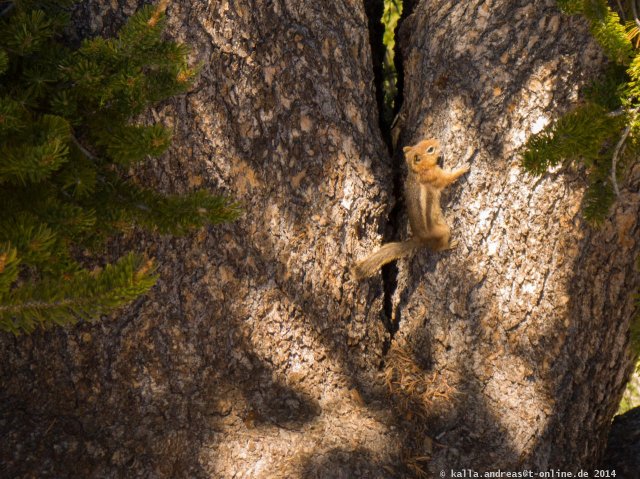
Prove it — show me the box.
[352,237,423,280]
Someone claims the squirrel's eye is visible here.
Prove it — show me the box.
[426,146,435,154]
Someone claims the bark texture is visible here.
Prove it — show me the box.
[391,0,640,472]
[1,1,400,477]
[1,0,639,477]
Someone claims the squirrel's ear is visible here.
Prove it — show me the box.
[402,146,411,153]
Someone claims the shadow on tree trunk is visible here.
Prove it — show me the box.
[1,0,639,477]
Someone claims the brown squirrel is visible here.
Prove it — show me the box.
[353,138,469,279]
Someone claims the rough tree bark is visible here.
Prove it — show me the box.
[0,0,638,478]
[1,1,398,477]
[391,0,640,473]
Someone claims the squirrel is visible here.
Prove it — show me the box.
[352,138,469,279]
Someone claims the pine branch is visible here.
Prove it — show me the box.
[0,213,58,266]
[0,114,71,185]
[97,124,172,165]
[92,174,242,236]
[0,252,156,334]
[520,101,629,223]
[590,7,634,65]
[611,123,632,197]
[0,48,7,74]
[70,134,97,161]
[0,243,20,296]
[0,1,238,333]
[557,0,583,15]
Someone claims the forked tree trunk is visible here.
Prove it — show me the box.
[0,0,638,477]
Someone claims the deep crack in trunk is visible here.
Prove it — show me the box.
[364,0,406,348]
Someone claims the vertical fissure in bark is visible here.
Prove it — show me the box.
[380,1,406,342]
[363,0,389,148]
[364,0,406,343]
[390,0,414,124]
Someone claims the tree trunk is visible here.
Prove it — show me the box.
[391,0,640,472]
[1,0,639,477]
[1,1,397,477]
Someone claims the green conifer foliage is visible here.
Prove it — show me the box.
[522,0,640,224]
[0,1,241,333]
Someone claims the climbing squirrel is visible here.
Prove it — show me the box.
[353,138,469,279]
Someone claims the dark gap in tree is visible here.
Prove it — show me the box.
[381,0,405,343]
[391,0,410,131]
[364,0,405,344]
[363,0,390,150]
[380,0,403,134]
